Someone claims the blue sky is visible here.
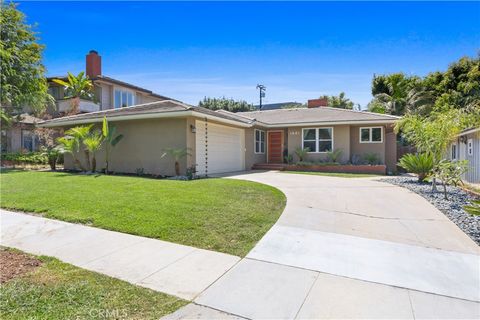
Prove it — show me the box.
[18,1,480,107]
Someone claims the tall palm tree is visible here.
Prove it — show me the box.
[65,125,93,171]
[405,88,435,115]
[53,72,94,113]
[102,117,124,174]
[83,131,103,172]
[161,148,191,176]
[56,136,85,171]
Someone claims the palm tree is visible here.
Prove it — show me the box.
[83,131,103,172]
[161,148,191,176]
[65,125,93,171]
[404,88,435,115]
[56,136,85,171]
[102,117,124,174]
[53,72,94,113]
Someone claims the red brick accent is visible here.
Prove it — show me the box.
[284,164,387,175]
[307,98,328,108]
[86,50,101,78]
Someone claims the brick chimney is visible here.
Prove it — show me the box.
[307,98,328,108]
[86,50,101,78]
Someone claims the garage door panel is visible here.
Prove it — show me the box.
[196,120,245,175]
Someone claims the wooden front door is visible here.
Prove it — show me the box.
[268,131,283,163]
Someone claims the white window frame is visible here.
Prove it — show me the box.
[21,130,36,152]
[467,138,473,156]
[301,127,334,153]
[114,87,136,108]
[451,143,457,160]
[254,129,265,154]
[359,127,383,143]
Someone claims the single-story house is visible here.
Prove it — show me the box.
[40,100,400,176]
[1,114,42,153]
[447,127,480,184]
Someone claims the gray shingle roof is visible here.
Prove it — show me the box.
[42,100,191,125]
[237,107,399,125]
[40,100,254,126]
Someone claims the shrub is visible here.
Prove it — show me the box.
[464,200,480,216]
[398,153,434,182]
[326,149,343,163]
[295,147,309,162]
[1,152,48,166]
[432,159,468,200]
[284,154,294,164]
[364,152,380,165]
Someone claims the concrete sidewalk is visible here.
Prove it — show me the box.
[0,209,240,300]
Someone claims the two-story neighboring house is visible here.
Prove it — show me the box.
[2,50,171,152]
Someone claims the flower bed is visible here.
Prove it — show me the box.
[383,176,480,245]
[285,164,386,175]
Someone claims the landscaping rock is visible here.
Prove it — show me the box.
[382,177,480,245]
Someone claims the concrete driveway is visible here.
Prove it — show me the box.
[172,171,480,319]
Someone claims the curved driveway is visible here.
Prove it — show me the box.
[186,171,480,319]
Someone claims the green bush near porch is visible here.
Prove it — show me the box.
[0,170,286,257]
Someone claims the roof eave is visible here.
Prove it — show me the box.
[261,119,398,128]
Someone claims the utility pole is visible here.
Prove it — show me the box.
[256,84,266,109]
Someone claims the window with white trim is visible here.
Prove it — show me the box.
[254,129,265,154]
[467,139,473,156]
[302,128,333,153]
[360,127,383,143]
[21,130,36,152]
[451,143,457,160]
[114,88,135,108]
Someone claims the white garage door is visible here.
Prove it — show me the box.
[196,120,245,175]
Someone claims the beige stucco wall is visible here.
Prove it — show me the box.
[350,125,386,164]
[287,125,350,163]
[64,118,189,176]
[384,124,397,173]
[245,127,267,169]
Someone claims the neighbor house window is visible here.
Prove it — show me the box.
[360,127,383,143]
[254,129,265,154]
[302,128,333,153]
[114,88,135,108]
[451,143,457,160]
[467,139,473,156]
[21,130,36,152]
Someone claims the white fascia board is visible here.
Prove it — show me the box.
[38,110,193,127]
[190,111,252,128]
[261,119,398,128]
[39,110,254,128]
[459,127,480,136]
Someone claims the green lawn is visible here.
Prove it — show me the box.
[0,170,285,256]
[0,249,187,320]
[282,171,380,178]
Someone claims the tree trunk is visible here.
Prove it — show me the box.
[91,154,96,172]
[105,144,110,174]
[84,150,91,172]
[71,154,85,172]
[431,177,438,192]
[49,157,56,171]
[175,161,180,176]
[443,182,448,200]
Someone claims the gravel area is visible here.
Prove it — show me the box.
[382,176,480,245]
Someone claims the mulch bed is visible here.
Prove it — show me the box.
[0,248,42,283]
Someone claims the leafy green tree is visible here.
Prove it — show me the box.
[161,148,191,176]
[102,117,124,174]
[0,2,54,119]
[371,73,421,115]
[57,136,85,171]
[83,131,103,172]
[65,125,94,171]
[53,72,94,113]
[198,97,254,112]
[320,92,355,109]
[432,159,468,200]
